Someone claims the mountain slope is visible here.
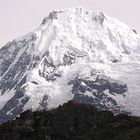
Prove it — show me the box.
[0,7,140,122]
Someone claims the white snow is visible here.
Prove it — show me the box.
[84,91,95,98]
[0,89,16,110]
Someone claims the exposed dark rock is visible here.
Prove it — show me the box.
[69,75,127,114]
[133,29,137,34]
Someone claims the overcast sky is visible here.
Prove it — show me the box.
[0,0,140,47]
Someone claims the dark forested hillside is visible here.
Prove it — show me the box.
[0,101,140,140]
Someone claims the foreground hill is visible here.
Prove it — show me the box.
[0,101,140,140]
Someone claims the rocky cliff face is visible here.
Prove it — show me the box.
[0,8,140,122]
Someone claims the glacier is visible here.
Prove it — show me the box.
[0,7,140,122]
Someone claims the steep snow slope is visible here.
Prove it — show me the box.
[0,8,140,122]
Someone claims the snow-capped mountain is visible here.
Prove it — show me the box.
[0,7,140,122]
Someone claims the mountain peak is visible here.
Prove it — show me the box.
[36,8,139,66]
[41,7,107,25]
[0,8,140,122]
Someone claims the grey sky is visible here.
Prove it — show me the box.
[0,0,140,47]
